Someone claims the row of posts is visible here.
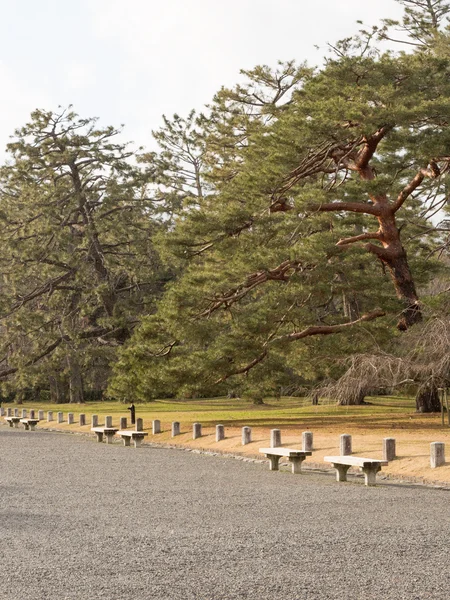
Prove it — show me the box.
[2,407,446,468]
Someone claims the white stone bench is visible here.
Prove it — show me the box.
[20,418,39,431]
[91,426,118,444]
[324,456,388,486]
[117,430,148,448]
[259,448,312,474]
[5,416,22,428]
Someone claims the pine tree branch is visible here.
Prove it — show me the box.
[269,310,385,344]
[314,201,379,215]
[336,232,382,246]
[391,162,440,212]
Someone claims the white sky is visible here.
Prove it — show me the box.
[0,0,404,153]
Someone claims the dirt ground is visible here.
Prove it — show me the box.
[39,414,450,487]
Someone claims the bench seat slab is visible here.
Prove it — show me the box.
[259,448,312,474]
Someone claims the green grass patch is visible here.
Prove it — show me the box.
[6,394,427,429]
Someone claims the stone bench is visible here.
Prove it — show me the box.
[259,448,312,474]
[117,430,148,448]
[91,426,118,444]
[5,417,22,428]
[20,418,40,431]
[324,456,388,487]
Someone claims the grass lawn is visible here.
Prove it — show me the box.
[5,394,443,429]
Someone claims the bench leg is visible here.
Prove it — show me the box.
[362,464,381,487]
[268,455,281,471]
[30,424,36,431]
[8,421,13,428]
[14,421,19,428]
[105,433,115,444]
[333,463,351,482]
[289,456,306,474]
[24,423,29,430]
[95,432,103,443]
[134,437,142,448]
[123,437,131,447]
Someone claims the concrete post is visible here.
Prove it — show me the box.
[47,411,53,422]
[136,418,143,432]
[92,415,98,427]
[172,421,180,437]
[38,410,44,420]
[7,408,12,417]
[105,416,113,428]
[216,424,225,442]
[21,409,27,418]
[120,417,127,430]
[79,414,86,426]
[14,408,19,417]
[302,431,313,452]
[68,413,74,425]
[193,422,202,439]
[0,407,4,417]
[30,410,35,419]
[152,419,161,434]
[242,426,252,445]
[340,434,352,456]
[57,412,64,424]
[270,429,281,448]
[431,442,445,468]
[383,437,396,461]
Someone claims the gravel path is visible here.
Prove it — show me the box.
[1,427,450,600]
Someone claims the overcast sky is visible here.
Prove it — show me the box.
[0,0,404,153]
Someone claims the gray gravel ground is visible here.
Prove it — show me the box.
[1,427,450,600]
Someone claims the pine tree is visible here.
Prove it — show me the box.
[0,108,165,402]
[111,2,449,403]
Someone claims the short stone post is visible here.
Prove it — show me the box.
[0,407,5,416]
[172,421,180,437]
[152,419,161,434]
[38,410,44,420]
[340,434,352,456]
[47,411,53,422]
[92,415,99,427]
[120,417,127,430]
[68,413,74,425]
[57,412,64,424]
[431,442,445,468]
[302,431,313,452]
[105,416,113,428]
[7,407,12,417]
[270,429,281,448]
[30,409,35,419]
[79,414,86,426]
[136,418,143,432]
[193,422,202,439]
[383,437,396,461]
[216,424,225,442]
[21,409,27,418]
[14,408,19,417]
[242,426,252,445]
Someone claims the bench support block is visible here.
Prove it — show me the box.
[333,463,351,482]
[362,464,381,487]
[95,432,103,443]
[123,436,131,447]
[289,456,306,474]
[269,455,281,471]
